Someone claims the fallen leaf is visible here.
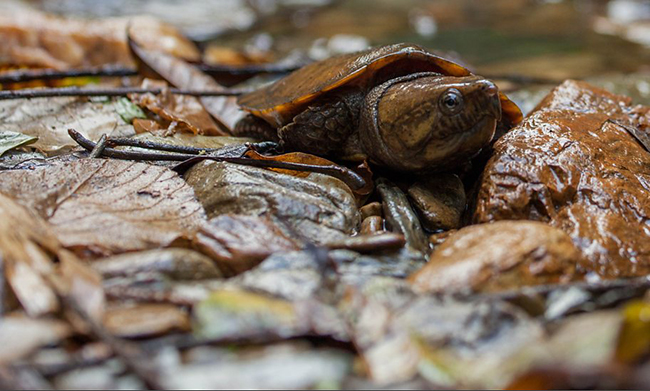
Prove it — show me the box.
[193,214,301,276]
[129,36,242,134]
[129,79,222,135]
[193,289,346,342]
[0,130,37,156]
[131,132,256,150]
[162,342,352,389]
[0,7,199,69]
[0,193,60,316]
[58,250,105,322]
[92,248,222,281]
[0,97,134,153]
[0,315,71,365]
[0,159,207,258]
[115,97,147,124]
[184,161,360,245]
[103,303,190,338]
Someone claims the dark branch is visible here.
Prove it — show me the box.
[68,129,367,191]
[0,62,302,84]
[0,86,249,100]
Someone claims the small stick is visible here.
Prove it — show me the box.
[107,136,221,155]
[68,129,367,190]
[0,62,302,84]
[89,134,108,158]
[0,86,248,100]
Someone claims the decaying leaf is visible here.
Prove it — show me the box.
[0,131,37,156]
[0,316,72,365]
[0,159,206,258]
[129,37,242,134]
[115,97,147,124]
[0,97,134,153]
[103,303,190,338]
[129,79,222,136]
[193,214,301,276]
[184,161,360,245]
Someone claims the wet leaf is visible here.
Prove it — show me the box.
[0,316,72,365]
[193,214,300,276]
[114,97,146,124]
[129,36,242,134]
[103,303,190,338]
[0,131,37,156]
[409,221,586,294]
[0,159,206,258]
[0,97,134,153]
[184,161,360,245]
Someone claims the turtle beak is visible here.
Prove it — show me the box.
[483,81,502,121]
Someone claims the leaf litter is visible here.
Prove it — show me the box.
[2,6,650,390]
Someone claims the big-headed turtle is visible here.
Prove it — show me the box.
[234,43,522,172]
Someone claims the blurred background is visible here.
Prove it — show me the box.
[12,0,650,110]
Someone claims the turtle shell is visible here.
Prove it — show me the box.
[238,43,523,128]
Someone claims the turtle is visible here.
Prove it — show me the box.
[233,43,522,172]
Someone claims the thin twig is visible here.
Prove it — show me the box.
[0,86,248,100]
[107,137,221,154]
[89,134,108,158]
[0,62,302,84]
[68,129,367,191]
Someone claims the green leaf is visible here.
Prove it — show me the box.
[115,97,146,124]
[0,131,38,156]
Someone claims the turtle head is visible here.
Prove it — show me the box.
[359,73,502,172]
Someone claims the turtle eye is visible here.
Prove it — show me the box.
[439,88,464,114]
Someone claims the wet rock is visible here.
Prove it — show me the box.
[193,214,300,276]
[475,80,650,278]
[376,178,429,256]
[409,221,586,294]
[184,161,360,245]
[407,173,466,232]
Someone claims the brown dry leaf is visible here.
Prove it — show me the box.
[0,315,72,365]
[0,193,60,316]
[0,159,206,258]
[130,79,222,136]
[0,5,199,69]
[129,36,242,134]
[0,97,134,153]
[103,303,190,338]
[193,214,301,276]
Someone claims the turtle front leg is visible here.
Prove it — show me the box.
[233,114,280,142]
[279,92,362,156]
